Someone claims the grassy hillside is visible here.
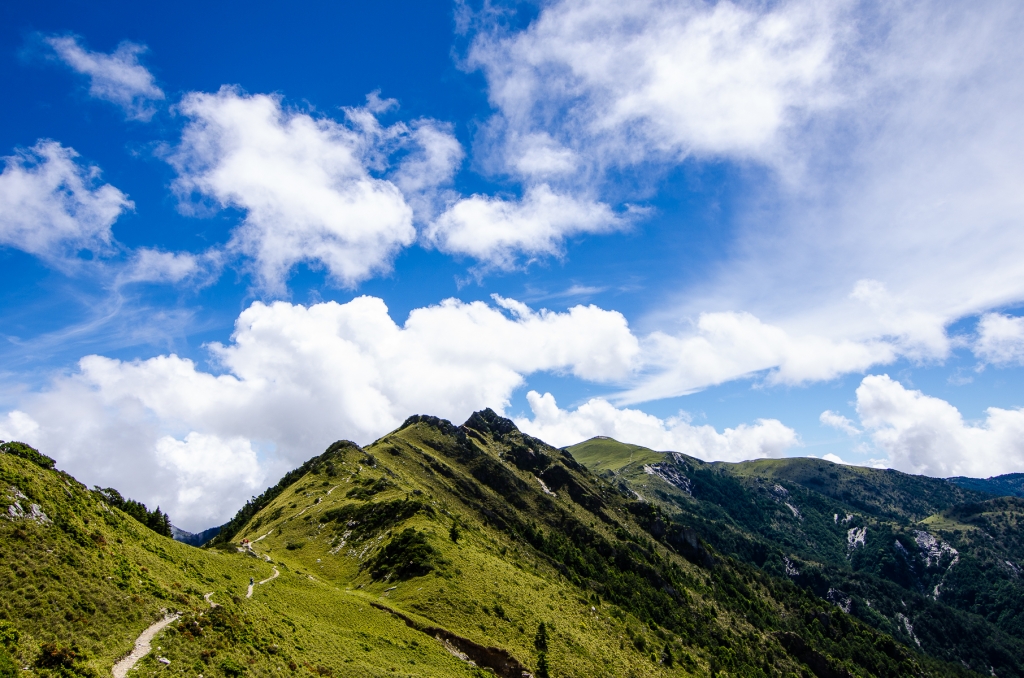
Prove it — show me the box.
[565,437,1024,676]
[1,415,987,678]
[565,437,666,473]
[0,440,480,678]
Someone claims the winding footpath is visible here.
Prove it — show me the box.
[111,613,180,678]
[247,567,280,598]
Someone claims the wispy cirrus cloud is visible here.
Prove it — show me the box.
[44,35,165,120]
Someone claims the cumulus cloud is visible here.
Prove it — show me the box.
[0,411,41,442]
[819,410,860,436]
[4,295,638,529]
[469,0,839,172]
[974,313,1024,366]
[428,185,625,268]
[169,88,461,293]
[45,35,164,120]
[856,374,1024,477]
[0,140,132,267]
[516,391,798,462]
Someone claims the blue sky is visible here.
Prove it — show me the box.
[2,0,1024,530]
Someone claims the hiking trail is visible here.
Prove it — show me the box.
[246,567,280,598]
[111,612,180,678]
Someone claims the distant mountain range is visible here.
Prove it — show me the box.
[3,418,1023,677]
[948,472,1024,498]
[568,436,1024,675]
[169,524,221,546]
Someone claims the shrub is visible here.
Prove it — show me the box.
[220,657,246,676]
[367,528,440,580]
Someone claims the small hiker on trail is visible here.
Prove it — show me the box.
[250,577,254,586]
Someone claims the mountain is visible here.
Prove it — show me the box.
[170,525,221,547]
[567,437,1024,676]
[948,473,1024,499]
[0,416,993,678]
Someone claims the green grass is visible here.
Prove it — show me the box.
[564,437,666,473]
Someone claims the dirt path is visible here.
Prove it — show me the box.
[246,567,280,598]
[203,592,218,608]
[111,612,180,678]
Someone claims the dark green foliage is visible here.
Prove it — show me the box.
[534,652,550,678]
[94,487,171,537]
[570,437,1024,676]
[34,643,96,677]
[323,499,433,541]
[534,622,548,652]
[345,476,389,500]
[0,622,18,648]
[949,473,1024,498]
[0,441,55,470]
[449,519,461,543]
[220,656,246,676]
[367,528,440,580]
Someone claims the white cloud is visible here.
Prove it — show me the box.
[0,411,40,442]
[45,36,164,120]
[4,295,638,529]
[470,0,840,172]
[975,313,1024,366]
[455,0,1024,393]
[656,1,1024,366]
[169,88,464,293]
[619,310,895,403]
[154,433,265,516]
[0,140,132,267]
[516,390,798,462]
[856,374,1024,477]
[117,248,222,287]
[819,410,860,436]
[428,185,625,268]
[822,453,848,465]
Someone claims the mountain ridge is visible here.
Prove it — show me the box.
[1,417,1012,677]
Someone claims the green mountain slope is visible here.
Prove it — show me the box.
[564,437,1024,676]
[1,415,986,678]
[1,440,480,678]
[948,473,1024,499]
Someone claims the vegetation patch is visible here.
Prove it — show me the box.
[367,528,442,580]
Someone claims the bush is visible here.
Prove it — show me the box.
[220,657,246,677]
[367,528,440,580]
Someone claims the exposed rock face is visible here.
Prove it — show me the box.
[642,463,692,496]
[3,486,50,523]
